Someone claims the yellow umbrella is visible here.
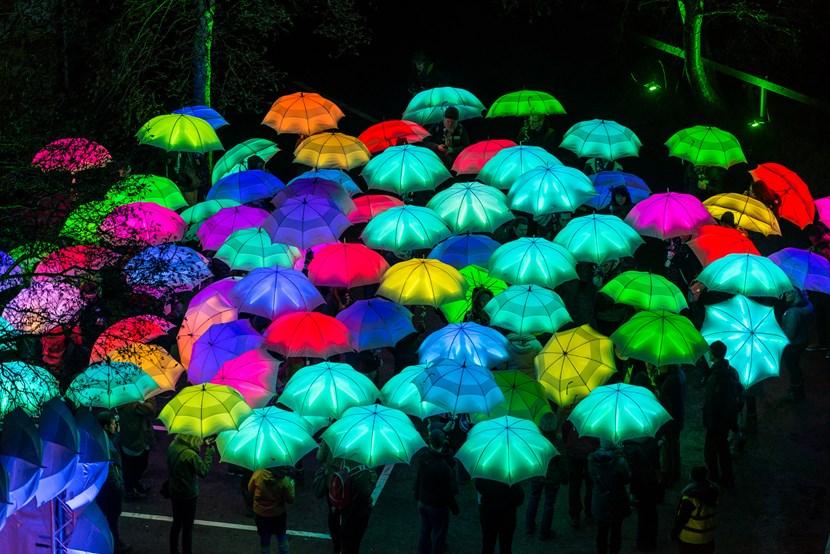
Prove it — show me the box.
[534,324,617,408]
[703,193,781,236]
[293,132,371,170]
[377,259,468,308]
[106,343,185,394]
[159,383,252,438]
[262,91,345,135]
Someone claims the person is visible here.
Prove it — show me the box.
[702,341,738,489]
[656,365,686,487]
[584,157,622,175]
[119,397,157,501]
[247,155,266,171]
[503,332,543,380]
[424,106,470,167]
[414,428,460,554]
[670,466,719,553]
[466,286,494,326]
[316,439,344,553]
[337,460,378,554]
[167,433,216,554]
[779,287,815,401]
[476,477,525,554]
[562,410,599,528]
[745,180,780,215]
[588,438,631,554]
[524,412,568,541]
[408,51,441,95]
[492,216,529,244]
[96,411,132,553]
[605,186,634,220]
[684,163,725,201]
[248,465,296,554]
[517,114,557,152]
[622,435,663,551]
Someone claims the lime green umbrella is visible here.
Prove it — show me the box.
[106,174,188,211]
[360,145,452,195]
[478,145,561,190]
[0,361,60,418]
[159,383,252,438]
[60,199,119,244]
[212,138,280,184]
[427,182,515,234]
[65,360,161,409]
[439,265,507,323]
[665,125,746,168]
[379,364,445,420]
[321,404,427,466]
[377,258,468,308]
[486,90,566,118]
[484,284,571,335]
[361,205,452,255]
[489,237,578,288]
[472,370,553,425]
[610,310,708,367]
[553,214,644,264]
[136,114,224,153]
[508,164,597,215]
[599,271,688,313]
[278,361,379,419]
[216,406,317,470]
[567,383,672,442]
[214,228,301,271]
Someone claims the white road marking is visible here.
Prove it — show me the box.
[371,464,394,506]
[121,512,330,540]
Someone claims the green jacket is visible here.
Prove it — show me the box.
[167,438,214,499]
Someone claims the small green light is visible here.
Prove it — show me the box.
[645,82,661,92]
[749,119,765,128]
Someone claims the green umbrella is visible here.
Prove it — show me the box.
[489,237,578,288]
[402,86,487,125]
[0,361,60,418]
[9,241,60,273]
[478,145,561,190]
[278,361,380,419]
[136,114,224,153]
[60,198,119,244]
[484,284,571,335]
[508,164,597,215]
[65,360,161,409]
[159,383,252,438]
[599,271,688,313]
[472,370,553,425]
[553,214,644,264]
[361,205,452,255]
[321,404,427,466]
[567,383,672,443]
[610,310,709,367]
[106,174,188,211]
[440,265,507,323]
[696,253,794,298]
[360,145,452,195]
[379,364,445,420]
[665,125,746,168]
[427,182,515,234]
[212,138,280,184]
[214,228,301,271]
[486,90,566,118]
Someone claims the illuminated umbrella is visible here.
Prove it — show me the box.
[293,132,370,170]
[380,364,445,419]
[0,409,43,518]
[703,193,781,236]
[212,138,280,184]
[816,196,830,225]
[67,502,114,554]
[696,253,793,297]
[508,164,597,215]
[360,144,452,195]
[484,284,571,335]
[32,244,119,283]
[415,359,505,415]
[624,192,715,239]
[65,360,161,409]
[106,174,188,211]
[599,271,688,313]
[402,86,487,125]
[34,398,79,506]
[216,406,317,470]
[439,265,508,323]
[358,119,431,154]
[99,201,187,246]
[263,311,355,358]
[159,383,252,438]
[210,349,280,408]
[560,119,642,161]
[489,237,578,288]
[106,343,185,393]
[263,194,351,249]
[347,194,405,224]
[90,315,175,363]
[419,322,510,368]
[427,181,515,233]
[377,258,467,307]
[197,205,269,251]
[64,409,110,512]
[189,320,263,383]
[61,198,119,244]
[768,248,830,294]
[0,361,60,418]
[665,125,746,168]
[535,324,616,408]
[553,214,644,264]
[278,361,379,418]
[451,139,517,175]
[215,228,301,271]
[9,241,60,274]
[263,91,345,135]
[177,295,239,369]
[2,281,86,334]
[32,137,111,172]
[228,266,324,320]
[336,298,415,351]
[475,370,552,424]
[361,205,452,254]
[136,114,223,153]
[486,90,566,118]
[0,317,18,352]
[568,383,672,442]
[207,170,286,204]
[749,163,815,229]
[290,169,362,196]
[456,416,555,485]
[701,295,789,388]
[123,244,212,297]
[180,199,241,229]
[585,171,652,210]
[272,178,356,214]
[189,276,242,309]
[611,310,709,367]
[478,145,561,190]
[428,234,501,270]
[172,105,228,128]
[687,225,760,266]
[0,250,23,291]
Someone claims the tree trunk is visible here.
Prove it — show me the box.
[678,0,722,108]
[192,0,215,106]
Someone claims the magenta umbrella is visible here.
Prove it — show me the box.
[188,319,264,383]
[2,281,86,334]
[99,202,187,246]
[263,194,351,249]
[210,349,280,408]
[624,192,715,240]
[32,137,112,172]
[227,266,325,320]
[197,205,270,251]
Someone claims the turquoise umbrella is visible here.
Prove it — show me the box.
[508,164,597,215]
[415,358,505,415]
[380,364,445,420]
[427,181,515,233]
[478,145,561,190]
[65,361,161,409]
[489,237,578,288]
[568,383,672,442]
[360,144,452,195]
[402,86,487,125]
[212,138,280,184]
[696,253,794,298]
[214,228,301,271]
[361,205,452,255]
[0,361,61,418]
[553,214,644,264]
[484,284,572,335]
[559,119,642,161]
[278,361,380,419]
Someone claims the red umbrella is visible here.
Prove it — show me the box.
[749,163,815,229]
[263,311,354,358]
[451,139,517,175]
[32,245,120,282]
[358,120,431,154]
[307,242,390,288]
[687,225,760,266]
[90,315,175,363]
[347,195,405,224]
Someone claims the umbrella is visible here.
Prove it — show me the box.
[65,360,161,409]
[553,214,644,264]
[347,194,405,224]
[585,171,652,210]
[749,163,815,229]
[402,86,487,125]
[216,406,317,470]
[768,248,830,294]
[428,234,501,270]
[136,114,223,153]
[508,164,597,215]
[427,182,515,233]
[451,139,517,175]
[360,144,452,195]
[228,266,324,320]
[0,409,43,519]
[307,243,389,289]
[176,295,238,369]
[701,295,789,388]
[624,192,715,239]
[263,91,345,135]
[34,398,79,505]
[377,258,468,308]
[611,310,709,367]
[63,409,109,512]
[32,244,119,283]
[2,281,86,334]
[197,205,270,251]
[599,271,689,313]
[207,170,286,204]
[361,205,452,254]
[477,145,561,190]
[415,358,505,415]
[559,119,642,160]
[9,241,60,274]
[665,125,746,168]
[214,228,301,272]
[180,199,241,233]
[456,415,555,485]
[567,383,672,442]
[535,324,616,408]
[290,169,362,196]
[99,201,186,247]
[321,404,427,466]
[90,315,175,363]
[484,284,572,335]
[67,501,114,554]
[293,132,370,170]
[439,265,508,323]
[703,193,781,236]
[0,317,16,352]
[273,178,355,215]
[263,194,351,249]
[209,349,280,408]
[159,383,253,438]
[358,119,432,154]
[419,322,510,368]
[379,364,445,420]
[278,361,379,418]
[188,319,263,383]
[687,225,760,266]
[486,90,566,118]
[475,370,553,425]
[212,139,281,184]
[32,137,111,172]
[106,343,185,393]
[0,250,23,291]
[817,196,830,225]
[263,311,355,358]
[123,244,212,298]
[60,198,120,244]
[336,298,416,351]
[696,253,794,298]
[189,276,241,308]
[0,361,60,418]
[106,174,188,211]
[489,237,578,288]
[171,105,228,129]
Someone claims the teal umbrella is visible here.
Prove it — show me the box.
[567,383,672,442]
[478,145,561,190]
[65,360,161,409]
[484,284,572,335]
[214,228,301,271]
[508,164,597,215]
[360,144,452,195]
[696,253,794,298]
[553,214,644,264]
[278,361,380,419]
[212,138,280,184]
[379,364,445,420]
[402,86,487,125]
[611,310,709,367]
[559,119,642,161]
[361,205,452,255]
[427,181,515,233]
[0,361,60,418]
[489,237,578,288]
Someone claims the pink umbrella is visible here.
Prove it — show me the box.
[263,311,355,358]
[188,320,264,384]
[176,295,238,368]
[815,197,829,226]
[624,192,715,239]
[2,281,87,334]
[346,195,405,224]
[90,315,175,363]
[33,245,120,282]
[210,349,279,407]
[451,139,517,175]
[99,202,186,246]
[307,242,390,288]
[32,137,112,172]
[197,205,270,251]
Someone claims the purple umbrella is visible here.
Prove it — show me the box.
[585,171,652,210]
[228,266,325,320]
[271,178,356,214]
[428,234,502,269]
[197,205,270,251]
[0,250,24,292]
[188,319,264,383]
[189,276,243,309]
[263,194,351,249]
[768,247,830,294]
[290,169,362,196]
[206,170,286,204]
[624,192,715,240]
[2,281,86,334]
[336,298,416,351]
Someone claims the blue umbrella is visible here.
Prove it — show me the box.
[172,105,229,129]
[428,234,501,269]
[291,168,362,196]
[0,250,23,292]
[419,322,510,369]
[34,398,79,505]
[0,408,43,519]
[415,359,505,415]
[585,171,652,210]
[263,194,351,249]
[336,298,416,351]
[189,319,263,383]
[768,247,830,294]
[64,409,110,511]
[0,462,8,532]
[67,501,115,554]
[123,244,212,298]
[206,170,286,204]
[271,177,356,214]
[228,265,324,320]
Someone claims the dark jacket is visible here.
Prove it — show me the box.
[248,467,295,517]
[342,463,378,518]
[588,446,631,522]
[167,436,214,500]
[118,398,156,455]
[475,478,525,512]
[539,433,569,486]
[781,292,815,345]
[562,419,600,461]
[657,365,686,436]
[414,448,459,513]
[622,436,662,501]
[703,358,738,432]
[103,432,124,492]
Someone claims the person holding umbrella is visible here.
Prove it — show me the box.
[588,438,631,554]
[166,433,216,554]
[424,106,471,168]
[414,428,459,554]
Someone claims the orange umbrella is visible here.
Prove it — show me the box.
[106,343,185,394]
[293,132,371,170]
[176,295,238,368]
[262,92,345,135]
[749,163,815,229]
[687,225,760,266]
[451,139,517,175]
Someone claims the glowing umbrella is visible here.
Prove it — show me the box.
[32,137,111,172]
[61,199,119,244]
[666,125,745,168]
[402,86,487,125]
[0,318,17,352]
[263,311,355,358]
[32,244,119,283]
[380,364,445,419]
[360,144,451,195]
[278,361,379,418]
[451,139,517,175]
[263,91,345,135]
[568,383,672,442]
[159,383,252,438]
[701,295,789,388]
[273,178,355,214]
[419,322,510,368]
[197,205,270,251]
[227,266,324,320]
[106,343,185,393]
[172,105,228,128]
[611,310,709,367]
[263,194,351,249]
[216,406,317,470]
[215,228,301,271]
[486,90,566,118]
[99,201,187,247]
[478,145,561,190]
[0,361,60,418]
[180,199,241,231]
[484,284,571,335]
[67,502,114,554]
[508,164,597,215]
[189,319,263,383]
[90,315,175,363]
[207,170,285,204]
[0,409,43,518]
[358,119,431,154]
[34,398,79,506]
[290,169,361,196]
[336,298,416,351]
[427,181,515,233]
[560,119,642,161]
[816,196,830,224]
[687,225,760,266]
[177,295,238,369]
[65,360,161,409]
[489,237,578,288]
[307,243,389,289]
[599,271,688,313]
[123,244,212,297]
[212,138,280,184]
[0,250,23,291]
[439,264,508,323]
[347,194,405,224]
[293,132,370,170]
[377,258,468,307]
[189,276,241,309]
[9,241,60,274]
[703,193,781,236]
[768,247,830,294]
[136,114,223,153]
[210,349,280,408]
[624,192,715,239]
[415,358,505,415]
[585,171,652,210]
[2,281,86,334]
[553,214,644,264]
[749,163,815,229]
[64,409,109,512]
[696,253,793,297]
[428,234,501,270]
[106,174,188,211]
[475,370,552,425]
[361,205,452,254]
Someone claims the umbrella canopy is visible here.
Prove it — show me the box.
[377,258,468,308]
[278,361,379,418]
[427,181,515,233]
[290,169,362,196]
[123,244,212,298]
[207,170,286,204]
[508,164,597,215]
[768,247,830,294]
[419,322,510,368]
[215,228,301,271]
[197,205,270,251]
[701,295,789,388]
[189,320,263,383]
[322,404,427,466]
[358,119,431,154]
[361,205,452,255]
[34,398,79,506]
[263,91,345,135]
[2,281,86,334]
[159,383,253,438]
[273,178,355,215]
[293,132,370,170]
[749,163,815,229]
[99,201,186,247]
[489,237,578,288]
[624,192,715,240]
[687,225,760,266]
[66,500,114,554]
[379,364,445,420]
[665,125,746,168]
[402,86,487,125]
[560,119,642,160]
[0,361,61,418]
[65,360,161,409]
[172,105,228,129]
[486,90,566,118]
[32,137,111,172]
[216,406,317,470]
[106,174,188,211]
[696,253,794,297]
[176,295,238,369]
[585,171,652,210]
[484,284,572,335]
[136,114,223,153]
[816,196,830,225]
[456,415,556,485]
[553,214,644,264]
[568,383,672,442]
[336,298,416,351]
[32,244,119,283]
[611,310,709,367]
[477,145,561,190]
[263,311,355,358]
[428,234,501,270]
[0,409,43,519]
[61,198,119,244]
[451,139,517,175]
[703,193,781,236]
[360,144,452,195]
[212,138,280,184]
[307,242,390,288]
[264,194,351,250]
[535,324,616,408]
[228,266,324,320]
[106,343,185,393]
[0,250,23,291]
[64,409,110,512]
[189,276,241,308]
[347,194,405,224]
[210,349,280,408]
[476,370,553,425]
[180,199,242,234]
[599,271,689,313]
[439,265,508,323]
[415,358,505,415]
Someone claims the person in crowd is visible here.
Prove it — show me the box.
[167,434,216,554]
[247,155,266,171]
[605,186,634,220]
[493,216,529,244]
[683,161,725,201]
[517,114,557,152]
[408,51,441,95]
[524,412,568,541]
[702,341,739,489]
[424,106,470,167]
[670,466,719,553]
[248,465,296,554]
[119,398,156,501]
[562,408,600,528]
[584,157,622,175]
[745,180,780,215]
[466,286,494,326]
[623,435,663,551]
[503,332,543,380]
[779,287,815,401]
[96,411,132,553]
[588,438,631,554]
[316,439,344,553]
[476,477,525,554]
[593,257,636,337]
[414,428,460,554]
[656,365,686,487]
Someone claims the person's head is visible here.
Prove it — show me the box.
[512,216,529,238]
[428,428,447,451]
[718,211,736,228]
[611,186,631,206]
[247,155,265,171]
[176,434,204,449]
[538,411,558,433]
[471,286,494,311]
[599,258,618,275]
[709,340,727,360]
[528,114,546,130]
[443,107,460,130]
[97,410,119,436]
[690,465,709,482]
[600,438,617,450]
[412,51,430,71]
[806,222,830,244]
